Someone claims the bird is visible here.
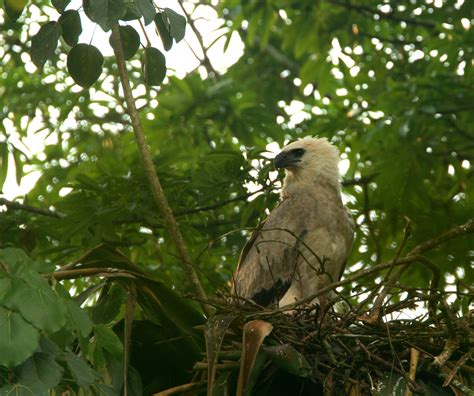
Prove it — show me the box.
[232,137,354,309]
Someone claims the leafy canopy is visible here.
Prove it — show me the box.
[0,0,472,393]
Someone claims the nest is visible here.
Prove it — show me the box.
[188,288,473,396]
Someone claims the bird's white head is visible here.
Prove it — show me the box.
[274,137,341,196]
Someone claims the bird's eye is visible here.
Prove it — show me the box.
[291,148,305,157]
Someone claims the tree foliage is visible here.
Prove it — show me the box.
[0,0,473,394]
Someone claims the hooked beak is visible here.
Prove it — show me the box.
[274,151,301,169]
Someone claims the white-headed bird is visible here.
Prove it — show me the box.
[233,137,354,308]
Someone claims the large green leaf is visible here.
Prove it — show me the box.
[109,25,140,60]
[65,299,93,338]
[0,248,54,275]
[30,21,62,69]
[7,273,67,333]
[58,10,82,47]
[51,0,70,12]
[60,352,98,389]
[67,43,104,87]
[154,12,173,51]
[15,352,64,394]
[0,277,27,311]
[94,324,124,359]
[0,306,40,367]
[133,0,155,25]
[163,8,186,43]
[83,0,126,32]
[91,284,127,324]
[142,47,166,86]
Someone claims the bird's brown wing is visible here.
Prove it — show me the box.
[232,197,310,306]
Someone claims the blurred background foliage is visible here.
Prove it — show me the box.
[1,0,472,294]
[0,0,473,393]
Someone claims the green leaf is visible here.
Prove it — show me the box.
[3,0,27,20]
[94,324,124,359]
[141,279,205,330]
[163,8,186,43]
[0,277,25,309]
[122,2,141,21]
[264,344,312,378]
[91,285,126,324]
[30,21,62,69]
[126,366,143,396]
[154,12,173,51]
[15,352,65,393]
[14,277,68,333]
[67,43,104,87]
[60,352,98,388]
[142,47,166,86]
[51,0,70,12]
[109,25,140,60]
[65,300,93,338]
[92,383,118,395]
[12,147,23,186]
[0,142,9,191]
[133,0,155,25]
[83,0,126,32]
[0,248,55,274]
[59,10,82,46]
[0,384,36,395]
[0,306,40,367]
[0,248,32,275]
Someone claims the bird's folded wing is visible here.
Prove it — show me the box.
[232,198,311,305]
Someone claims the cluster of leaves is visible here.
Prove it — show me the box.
[26,0,186,87]
[1,0,473,393]
[0,245,206,394]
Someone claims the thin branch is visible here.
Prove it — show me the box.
[409,218,474,256]
[51,267,142,281]
[109,25,211,317]
[328,0,437,29]
[341,174,377,187]
[367,218,474,322]
[152,381,206,396]
[258,40,300,71]
[177,0,216,75]
[175,188,265,216]
[0,198,65,219]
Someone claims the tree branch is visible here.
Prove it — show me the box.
[408,218,474,256]
[110,25,211,316]
[175,188,265,216]
[367,218,474,322]
[0,198,65,219]
[328,0,437,29]
[177,0,216,75]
